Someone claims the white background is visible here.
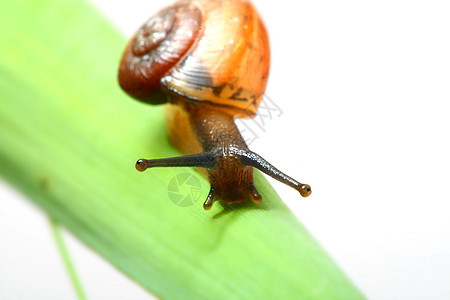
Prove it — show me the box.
[1,0,450,299]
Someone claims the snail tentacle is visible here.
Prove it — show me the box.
[203,187,216,210]
[237,149,312,197]
[135,152,215,172]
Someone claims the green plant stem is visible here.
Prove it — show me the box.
[49,218,87,300]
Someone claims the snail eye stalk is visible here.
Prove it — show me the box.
[238,150,311,197]
[135,152,216,172]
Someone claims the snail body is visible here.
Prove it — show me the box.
[119,0,311,210]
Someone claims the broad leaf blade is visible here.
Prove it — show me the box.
[0,0,363,299]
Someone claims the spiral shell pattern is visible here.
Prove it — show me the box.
[119,0,270,116]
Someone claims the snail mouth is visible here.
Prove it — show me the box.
[217,192,253,205]
[221,183,262,204]
[205,166,260,209]
[203,185,262,210]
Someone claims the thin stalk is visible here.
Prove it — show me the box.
[49,218,87,300]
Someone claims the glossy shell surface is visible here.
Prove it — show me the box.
[163,0,270,116]
[119,0,270,116]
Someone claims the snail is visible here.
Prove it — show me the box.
[118,0,311,210]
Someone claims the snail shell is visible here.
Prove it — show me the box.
[118,0,270,117]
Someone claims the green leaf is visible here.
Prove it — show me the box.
[0,0,364,299]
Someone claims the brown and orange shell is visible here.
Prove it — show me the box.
[118,0,270,117]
